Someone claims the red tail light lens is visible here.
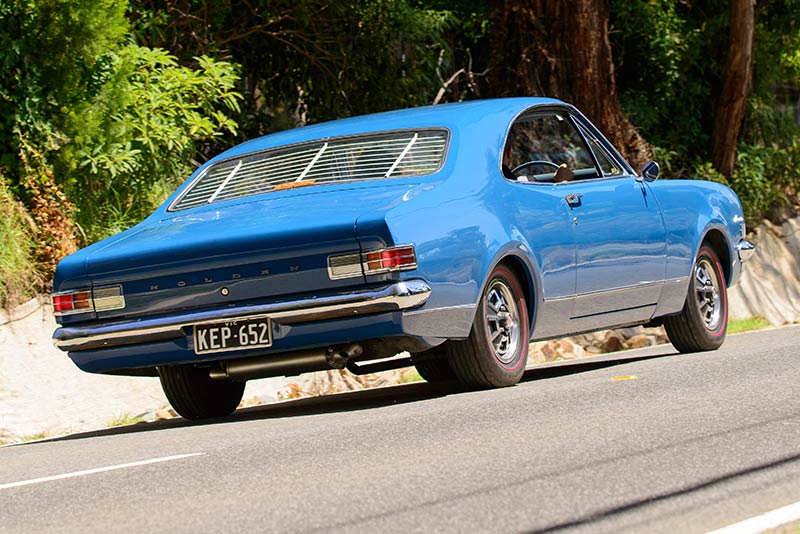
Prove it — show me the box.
[363,245,417,274]
[327,245,417,280]
[52,291,92,315]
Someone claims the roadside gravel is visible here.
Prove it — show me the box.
[0,298,286,441]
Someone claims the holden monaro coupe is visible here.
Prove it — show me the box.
[52,97,753,419]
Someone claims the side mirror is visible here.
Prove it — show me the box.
[640,160,660,182]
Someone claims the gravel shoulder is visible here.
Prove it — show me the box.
[0,299,285,441]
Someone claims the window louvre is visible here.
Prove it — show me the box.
[171,130,448,211]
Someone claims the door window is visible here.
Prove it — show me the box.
[503,113,599,182]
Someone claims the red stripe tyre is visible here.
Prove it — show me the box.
[446,265,529,388]
[664,245,728,352]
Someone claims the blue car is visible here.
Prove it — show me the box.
[52,97,754,419]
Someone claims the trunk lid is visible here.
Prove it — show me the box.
[81,184,415,321]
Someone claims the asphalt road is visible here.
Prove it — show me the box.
[2,326,799,533]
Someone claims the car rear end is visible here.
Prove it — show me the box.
[52,128,449,377]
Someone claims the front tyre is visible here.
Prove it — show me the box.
[158,365,245,420]
[446,265,529,388]
[664,245,728,352]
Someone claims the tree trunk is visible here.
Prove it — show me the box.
[488,0,651,170]
[711,0,755,177]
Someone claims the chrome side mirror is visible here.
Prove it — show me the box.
[640,160,660,182]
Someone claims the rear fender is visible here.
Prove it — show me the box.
[479,243,543,336]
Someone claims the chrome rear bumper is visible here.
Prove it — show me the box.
[54,280,431,352]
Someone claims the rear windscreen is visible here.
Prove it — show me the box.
[170,129,449,211]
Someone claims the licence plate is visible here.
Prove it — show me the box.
[193,317,272,355]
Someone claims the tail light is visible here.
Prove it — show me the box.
[328,245,417,280]
[363,247,417,273]
[52,286,125,316]
[53,291,92,315]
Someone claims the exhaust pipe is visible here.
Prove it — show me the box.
[209,343,363,381]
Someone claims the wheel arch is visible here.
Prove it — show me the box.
[700,227,733,287]
[482,247,541,335]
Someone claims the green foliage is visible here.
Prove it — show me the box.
[129,0,453,140]
[610,0,727,158]
[1,0,800,307]
[0,175,37,307]
[0,0,129,162]
[58,45,241,243]
[106,412,147,427]
[612,0,800,222]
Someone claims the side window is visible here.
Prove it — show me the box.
[503,112,599,182]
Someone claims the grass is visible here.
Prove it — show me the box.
[728,316,772,334]
[0,176,37,308]
[106,413,148,427]
[397,369,424,384]
[20,431,53,442]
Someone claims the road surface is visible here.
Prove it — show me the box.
[1,326,799,533]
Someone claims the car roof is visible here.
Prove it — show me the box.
[214,97,566,163]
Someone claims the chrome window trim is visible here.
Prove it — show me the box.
[500,104,636,186]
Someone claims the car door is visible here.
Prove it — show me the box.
[563,116,667,323]
[503,108,667,329]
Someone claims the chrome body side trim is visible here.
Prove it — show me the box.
[54,280,431,352]
[542,277,688,303]
[737,239,755,262]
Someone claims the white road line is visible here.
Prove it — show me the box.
[0,453,203,491]
[707,501,800,534]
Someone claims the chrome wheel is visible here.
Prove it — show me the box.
[485,280,521,364]
[695,258,722,331]
[446,265,528,388]
[664,245,727,353]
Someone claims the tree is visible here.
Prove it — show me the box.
[711,0,756,177]
[130,0,452,144]
[487,0,651,170]
[0,0,129,272]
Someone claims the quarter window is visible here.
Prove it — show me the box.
[577,123,623,177]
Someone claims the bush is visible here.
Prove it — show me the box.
[689,143,800,223]
[58,45,241,244]
[0,175,38,307]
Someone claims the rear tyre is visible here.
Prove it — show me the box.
[664,245,728,353]
[412,349,456,383]
[446,265,529,388]
[158,365,245,420]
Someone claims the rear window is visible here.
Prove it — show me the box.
[170,129,449,211]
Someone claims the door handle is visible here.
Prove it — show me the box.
[565,193,583,207]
